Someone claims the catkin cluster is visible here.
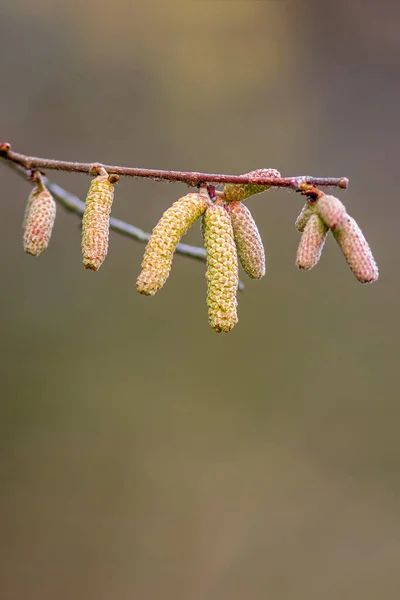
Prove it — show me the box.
[136,169,277,332]
[19,163,379,333]
[295,193,379,283]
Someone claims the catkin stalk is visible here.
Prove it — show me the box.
[203,203,239,333]
[23,184,56,256]
[136,193,210,295]
[82,175,115,270]
[228,201,265,279]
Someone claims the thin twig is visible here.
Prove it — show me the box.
[2,160,246,291]
[0,143,349,189]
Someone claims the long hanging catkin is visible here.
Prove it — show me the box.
[227,201,265,279]
[203,202,239,333]
[23,182,56,256]
[136,192,210,296]
[82,173,116,270]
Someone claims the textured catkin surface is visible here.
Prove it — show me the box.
[82,175,115,271]
[296,213,328,270]
[295,200,318,232]
[228,201,265,279]
[333,215,379,283]
[23,185,56,256]
[203,203,239,333]
[136,193,210,296]
[317,194,347,230]
[223,168,281,203]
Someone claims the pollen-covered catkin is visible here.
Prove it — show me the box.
[295,200,317,232]
[23,184,56,256]
[227,201,265,279]
[296,213,328,270]
[316,194,347,230]
[223,168,281,203]
[82,175,115,270]
[203,203,239,333]
[332,215,379,283]
[136,193,210,296]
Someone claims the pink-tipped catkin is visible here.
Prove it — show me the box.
[82,174,115,270]
[296,213,328,270]
[23,184,56,256]
[203,203,239,333]
[316,194,347,230]
[227,201,265,279]
[332,215,379,283]
[136,192,210,296]
[223,168,281,203]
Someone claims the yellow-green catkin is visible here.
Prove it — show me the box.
[332,216,379,283]
[296,213,328,270]
[82,174,115,271]
[203,203,239,333]
[295,200,317,232]
[227,201,265,279]
[136,192,210,296]
[23,184,56,256]
[223,168,281,203]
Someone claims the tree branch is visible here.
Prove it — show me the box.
[2,159,246,291]
[0,143,349,190]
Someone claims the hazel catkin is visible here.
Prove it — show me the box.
[23,184,56,256]
[295,200,317,232]
[82,174,115,270]
[332,215,379,283]
[203,203,239,333]
[227,201,265,279]
[136,192,210,296]
[296,213,328,270]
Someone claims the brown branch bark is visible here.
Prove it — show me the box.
[0,143,349,190]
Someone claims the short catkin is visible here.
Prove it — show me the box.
[296,213,328,270]
[295,200,317,232]
[223,168,281,203]
[332,215,379,283]
[228,201,265,279]
[316,194,347,230]
[203,203,239,333]
[136,193,210,296]
[82,174,115,270]
[23,184,56,256]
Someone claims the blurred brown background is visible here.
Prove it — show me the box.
[1,0,400,598]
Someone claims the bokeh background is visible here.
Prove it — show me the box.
[1,1,400,598]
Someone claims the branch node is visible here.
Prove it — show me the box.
[89,163,108,177]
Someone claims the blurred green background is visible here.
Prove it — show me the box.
[1,1,400,598]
